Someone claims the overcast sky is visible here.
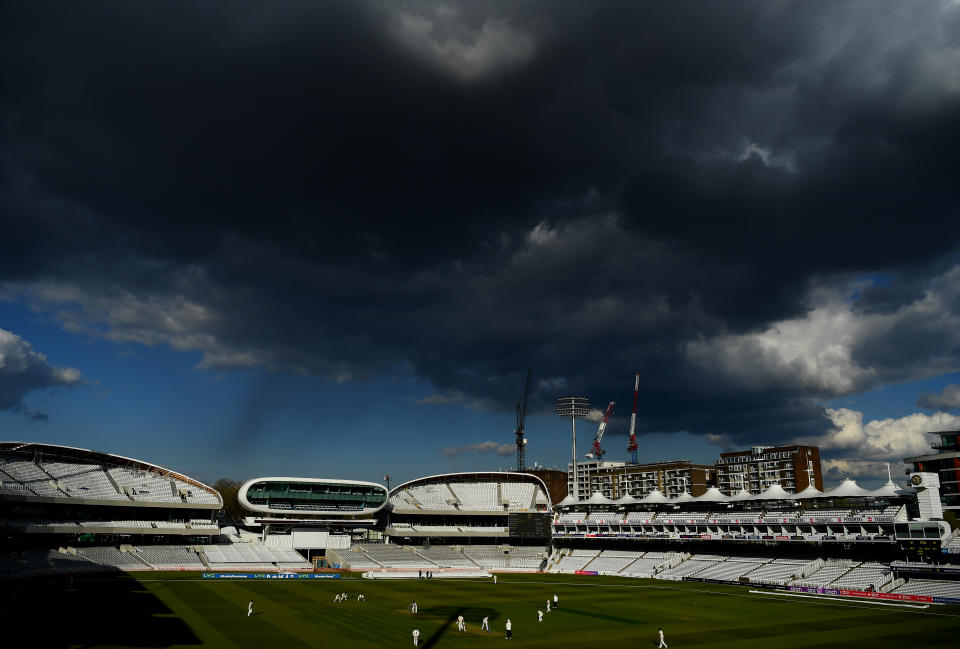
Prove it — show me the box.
[3,1,960,488]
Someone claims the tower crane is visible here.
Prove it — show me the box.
[585,401,615,459]
[515,368,532,471]
[627,371,639,464]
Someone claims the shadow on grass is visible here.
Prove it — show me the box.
[0,572,201,648]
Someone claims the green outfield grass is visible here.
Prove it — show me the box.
[1,572,958,648]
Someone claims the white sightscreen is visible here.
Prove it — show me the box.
[291,529,329,549]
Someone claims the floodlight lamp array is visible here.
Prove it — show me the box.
[555,396,590,418]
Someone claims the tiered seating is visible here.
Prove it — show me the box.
[557,511,586,523]
[509,546,546,569]
[623,552,672,575]
[793,560,856,587]
[746,559,806,584]
[659,558,719,578]
[201,545,271,570]
[712,511,762,521]
[501,483,535,509]
[830,563,890,590]
[105,467,219,505]
[463,545,506,569]
[0,460,61,496]
[449,482,500,511]
[78,546,147,569]
[585,550,643,573]
[388,489,423,510]
[340,548,382,570]
[137,546,206,569]
[893,579,960,598]
[107,467,178,502]
[355,544,437,569]
[416,546,479,568]
[800,509,853,520]
[41,462,126,500]
[189,519,219,530]
[403,484,456,510]
[551,549,598,572]
[694,558,764,581]
[273,548,311,570]
[586,511,620,523]
[0,480,32,495]
[625,511,656,523]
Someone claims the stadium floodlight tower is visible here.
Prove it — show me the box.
[555,396,591,501]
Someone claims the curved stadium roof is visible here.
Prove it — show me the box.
[0,440,221,508]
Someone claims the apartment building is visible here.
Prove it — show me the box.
[715,444,822,495]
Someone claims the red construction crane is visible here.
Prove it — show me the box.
[627,371,639,464]
[586,401,615,459]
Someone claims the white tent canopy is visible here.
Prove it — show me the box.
[752,484,793,500]
[585,491,615,505]
[790,485,823,499]
[694,487,730,502]
[615,493,639,504]
[823,478,871,498]
[640,489,668,504]
[868,480,901,498]
[556,493,579,507]
[673,491,695,502]
[728,488,753,501]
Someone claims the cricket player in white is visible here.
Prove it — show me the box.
[493,575,497,584]
[505,618,512,640]
[658,627,668,647]
[411,601,418,614]
[553,593,558,608]
[481,616,490,632]
[546,599,550,612]
[247,600,253,617]
[457,614,466,631]
[412,629,420,646]
[537,610,543,622]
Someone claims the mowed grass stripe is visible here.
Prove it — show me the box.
[170,580,310,648]
[144,580,240,648]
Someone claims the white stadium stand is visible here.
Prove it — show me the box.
[462,545,507,569]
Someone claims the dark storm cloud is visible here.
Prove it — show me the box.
[0,328,84,416]
[2,1,960,445]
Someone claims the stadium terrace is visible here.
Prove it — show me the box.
[1,439,959,608]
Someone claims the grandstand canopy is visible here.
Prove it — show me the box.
[673,491,695,502]
[823,478,871,498]
[791,485,823,499]
[728,488,753,501]
[694,487,729,502]
[869,480,901,498]
[752,484,793,500]
[639,489,668,504]
[0,441,221,509]
[615,493,639,504]
[557,493,579,507]
[585,491,615,505]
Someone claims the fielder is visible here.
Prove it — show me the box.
[481,616,490,632]
[538,609,543,622]
[658,626,668,648]
[413,629,420,646]
[457,614,466,631]
[247,600,253,617]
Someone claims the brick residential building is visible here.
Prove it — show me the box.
[715,444,822,495]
